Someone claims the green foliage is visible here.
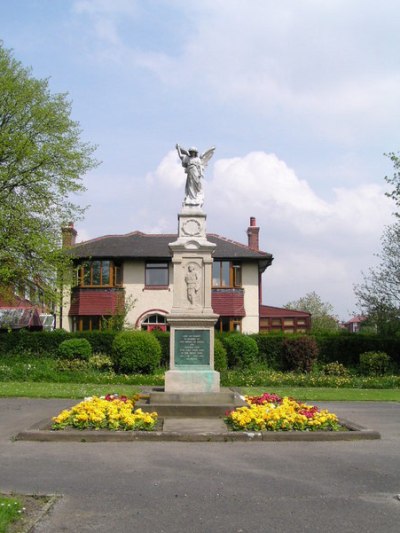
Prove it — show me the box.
[221,367,400,389]
[112,331,161,374]
[222,333,259,368]
[251,333,285,369]
[0,494,23,532]
[359,351,391,376]
[214,338,228,372]
[75,331,116,355]
[355,223,400,335]
[0,42,98,300]
[321,361,350,377]
[315,333,400,369]
[89,353,114,372]
[58,338,92,361]
[150,330,170,367]
[101,295,136,332]
[282,336,319,372]
[55,358,89,372]
[285,291,339,334]
[0,330,117,358]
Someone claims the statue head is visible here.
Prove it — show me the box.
[189,147,198,155]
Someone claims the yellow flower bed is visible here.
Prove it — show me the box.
[52,395,158,431]
[225,394,341,432]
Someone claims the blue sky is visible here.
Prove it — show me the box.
[2,0,400,319]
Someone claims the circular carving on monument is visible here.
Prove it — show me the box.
[182,219,201,236]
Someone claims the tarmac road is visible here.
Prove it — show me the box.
[0,398,399,533]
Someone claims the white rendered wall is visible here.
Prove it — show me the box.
[123,260,174,328]
[241,262,260,333]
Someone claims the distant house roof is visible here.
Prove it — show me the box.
[69,231,273,271]
[344,315,366,325]
[260,305,311,318]
[0,307,43,331]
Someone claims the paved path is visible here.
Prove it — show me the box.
[0,399,399,532]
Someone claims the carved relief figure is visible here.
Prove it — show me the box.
[176,144,215,207]
[185,264,200,305]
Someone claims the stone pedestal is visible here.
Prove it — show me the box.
[165,206,219,393]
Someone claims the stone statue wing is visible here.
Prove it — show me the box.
[200,147,216,167]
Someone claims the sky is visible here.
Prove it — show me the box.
[1,0,400,320]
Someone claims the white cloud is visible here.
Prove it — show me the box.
[145,149,392,318]
[146,150,184,189]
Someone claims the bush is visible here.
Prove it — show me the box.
[112,331,161,374]
[321,361,350,377]
[252,333,285,370]
[359,351,391,376]
[150,330,170,367]
[223,334,259,368]
[76,331,116,356]
[58,338,92,361]
[282,336,319,372]
[89,353,114,372]
[214,338,228,372]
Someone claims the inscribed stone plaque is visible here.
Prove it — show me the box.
[174,329,210,366]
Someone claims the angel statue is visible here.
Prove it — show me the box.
[176,144,216,207]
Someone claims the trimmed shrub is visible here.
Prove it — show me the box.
[252,333,285,370]
[75,331,116,356]
[214,338,228,372]
[150,330,170,367]
[360,351,391,376]
[223,334,259,368]
[112,331,161,373]
[58,338,92,361]
[282,336,319,372]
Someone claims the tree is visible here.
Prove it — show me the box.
[384,151,400,213]
[354,223,400,335]
[284,291,339,334]
[354,152,400,334]
[0,42,98,301]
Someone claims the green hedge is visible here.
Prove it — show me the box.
[1,329,399,373]
[0,330,117,358]
[253,332,400,371]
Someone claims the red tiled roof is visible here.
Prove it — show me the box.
[212,290,246,317]
[344,315,366,325]
[260,305,311,318]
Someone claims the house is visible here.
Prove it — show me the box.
[259,305,311,333]
[58,218,274,334]
[343,315,367,333]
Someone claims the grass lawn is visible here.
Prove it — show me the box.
[0,382,140,399]
[0,381,399,401]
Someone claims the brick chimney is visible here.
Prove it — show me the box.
[61,222,77,248]
[247,216,259,251]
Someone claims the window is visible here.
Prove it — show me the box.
[145,262,169,287]
[72,316,109,332]
[76,261,122,287]
[215,317,242,333]
[212,261,242,288]
[141,313,168,332]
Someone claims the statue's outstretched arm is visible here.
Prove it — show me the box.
[176,144,189,159]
